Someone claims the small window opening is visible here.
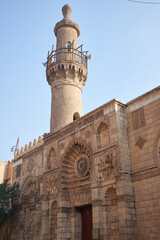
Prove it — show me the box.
[73,112,80,121]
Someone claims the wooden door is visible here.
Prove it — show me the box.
[82,205,92,240]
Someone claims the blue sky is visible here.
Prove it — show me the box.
[1,0,160,162]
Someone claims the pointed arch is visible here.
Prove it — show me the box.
[97,122,110,149]
[105,187,117,206]
[20,174,39,205]
[97,122,108,133]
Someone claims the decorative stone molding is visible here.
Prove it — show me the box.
[47,62,88,88]
[14,136,44,160]
[104,184,116,199]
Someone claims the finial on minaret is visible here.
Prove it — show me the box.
[62,4,72,19]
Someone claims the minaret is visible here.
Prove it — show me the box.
[46,4,90,132]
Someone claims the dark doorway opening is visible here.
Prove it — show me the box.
[81,205,93,240]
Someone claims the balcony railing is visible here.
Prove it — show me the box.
[46,46,89,69]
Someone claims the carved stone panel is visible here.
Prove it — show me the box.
[132,107,146,130]
[95,152,115,181]
[70,188,92,207]
[44,173,57,195]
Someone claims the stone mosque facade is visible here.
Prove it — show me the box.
[7,4,160,240]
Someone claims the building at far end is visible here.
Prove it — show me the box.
[0,161,12,184]
[7,4,160,240]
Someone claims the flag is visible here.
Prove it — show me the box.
[16,137,19,150]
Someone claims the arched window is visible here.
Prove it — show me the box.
[73,112,80,121]
[96,122,109,148]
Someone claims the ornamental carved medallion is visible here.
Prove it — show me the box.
[27,159,34,172]
[75,154,90,178]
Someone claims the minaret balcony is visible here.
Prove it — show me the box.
[46,46,89,70]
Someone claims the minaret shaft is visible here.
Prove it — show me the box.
[46,4,89,132]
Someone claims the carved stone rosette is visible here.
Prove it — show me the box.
[75,154,90,178]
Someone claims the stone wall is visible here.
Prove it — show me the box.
[8,86,160,240]
[127,87,160,240]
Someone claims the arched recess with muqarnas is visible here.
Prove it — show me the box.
[20,174,39,206]
[61,139,92,190]
[96,122,110,149]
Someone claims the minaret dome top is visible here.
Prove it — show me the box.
[54,4,80,37]
[62,4,72,19]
